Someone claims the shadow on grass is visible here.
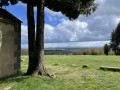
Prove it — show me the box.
[0,72,30,84]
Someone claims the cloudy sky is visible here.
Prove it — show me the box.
[5,0,120,48]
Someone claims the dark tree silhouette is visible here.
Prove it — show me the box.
[19,0,98,77]
[26,1,36,75]
[0,0,18,7]
[104,44,110,55]
[110,22,120,55]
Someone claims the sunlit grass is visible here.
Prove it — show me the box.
[0,55,120,90]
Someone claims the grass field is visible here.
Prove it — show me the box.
[0,55,120,90]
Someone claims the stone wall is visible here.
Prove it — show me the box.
[0,20,21,78]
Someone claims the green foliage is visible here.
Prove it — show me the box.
[72,48,111,55]
[45,0,98,20]
[110,22,120,55]
[21,48,115,55]
[1,55,120,89]
[0,0,18,7]
[104,44,110,55]
[20,0,98,20]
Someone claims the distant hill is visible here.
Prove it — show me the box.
[21,49,28,55]
[21,48,72,55]
[21,48,114,55]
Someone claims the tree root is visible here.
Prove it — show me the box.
[39,70,54,78]
[24,71,54,78]
[31,68,54,78]
[44,72,54,78]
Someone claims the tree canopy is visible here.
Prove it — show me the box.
[0,0,18,7]
[20,0,98,20]
[104,44,110,55]
[45,0,97,19]
[110,22,120,55]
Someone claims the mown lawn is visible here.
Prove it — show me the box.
[0,55,120,90]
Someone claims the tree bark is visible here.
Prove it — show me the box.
[33,0,52,77]
[26,2,35,75]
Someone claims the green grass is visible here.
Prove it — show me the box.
[0,55,120,90]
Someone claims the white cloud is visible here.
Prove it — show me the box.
[20,0,120,48]
[21,41,109,49]
[45,41,110,48]
[21,25,28,44]
[43,0,120,43]
[44,20,91,43]
[45,8,62,16]
[17,2,26,7]
[21,44,28,49]
[21,25,28,36]
[114,17,120,25]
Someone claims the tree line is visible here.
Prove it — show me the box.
[104,22,120,55]
[21,48,114,55]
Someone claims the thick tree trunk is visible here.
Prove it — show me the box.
[106,52,108,55]
[26,2,35,75]
[33,0,52,77]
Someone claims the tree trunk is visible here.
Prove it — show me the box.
[26,2,35,75]
[33,0,52,77]
[106,52,108,55]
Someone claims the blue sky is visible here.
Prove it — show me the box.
[4,0,120,48]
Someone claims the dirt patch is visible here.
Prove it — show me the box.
[62,71,98,78]
[46,64,98,78]
[2,85,13,90]
[47,64,71,72]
